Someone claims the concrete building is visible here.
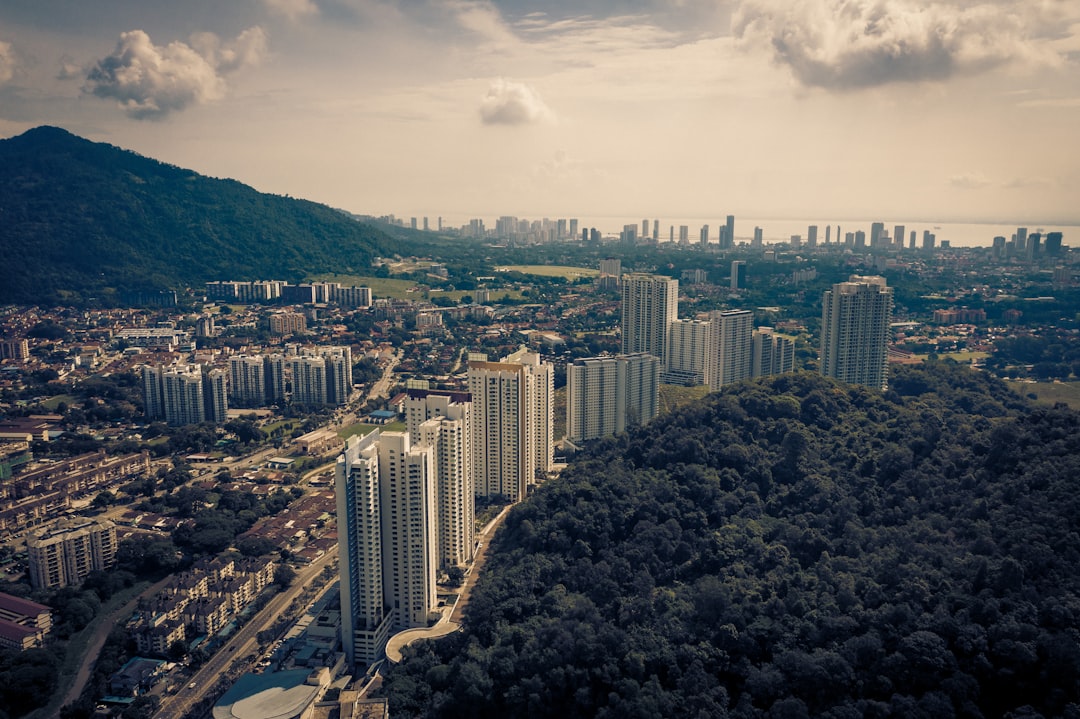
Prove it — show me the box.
[0,592,51,650]
[820,276,893,390]
[229,355,268,405]
[752,327,796,378]
[336,431,437,666]
[731,261,746,289]
[567,354,659,442]
[290,356,327,406]
[27,518,117,589]
[705,310,753,390]
[270,312,307,336]
[620,273,678,364]
[143,364,228,426]
[467,348,553,502]
[405,389,475,569]
[663,318,711,386]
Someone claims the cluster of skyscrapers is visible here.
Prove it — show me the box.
[337,348,553,665]
[142,364,228,426]
[142,346,354,424]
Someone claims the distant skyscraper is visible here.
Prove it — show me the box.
[569,218,578,239]
[679,225,690,244]
[870,222,885,248]
[652,219,659,241]
[825,225,831,244]
[807,225,818,248]
[700,225,709,245]
[467,348,553,501]
[753,226,763,248]
[642,219,649,238]
[620,273,679,363]
[1015,227,1028,253]
[909,230,916,249]
[566,353,659,442]
[724,215,735,249]
[599,258,622,278]
[336,430,437,666]
[290,347,352,406]
[922,230,936,250]
[731,260,746,289]
[1045,231,1063,255]
[705,309,753,390]
[893,225,905,250]
[820,276,893,390]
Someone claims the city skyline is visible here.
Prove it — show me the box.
[1,1,1078,225]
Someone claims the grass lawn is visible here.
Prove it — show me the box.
[659,383,711,415]
[1007,381,1080,410]
[913,351,990,363]
[41,394,78,410]
[263,419,297,435]
[496,265,599,280]
[337,421,407,440]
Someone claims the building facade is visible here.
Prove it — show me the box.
[819,276,893,390]
[467,348,553,502]
[405,390,475,569]
[620,274,678,364]
[567,354,660,442]
[27,518,117,589]
[336,431,437,666]
[705,310,754,390]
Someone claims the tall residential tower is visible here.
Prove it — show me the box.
[819,276,893,390]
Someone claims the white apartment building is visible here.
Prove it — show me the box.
[567,353,660,442]
[664,318,711,386]
[467,348,553,502]
[705,309,754,390]
[820,276,893,390]
[27,518,117,589]
[752,328,796,378]
[336,431,437,666]
[405,390,475,569]
[620,274,678,364]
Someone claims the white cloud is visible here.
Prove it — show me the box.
[57,55,84,81]
[84,27,267,119]
[949,172,992,189]
[0,40,16,86]
[261,0,319,22]
[732,0,1065,90]
[479,77,553,125]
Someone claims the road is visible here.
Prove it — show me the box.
[153,547,338,719]
[365,350,400,404]
[55,575,174,713]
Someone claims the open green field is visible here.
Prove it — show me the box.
[1008,380,1080,410]
[41,394,78,410]
[914,351,990,363]
[495,265,599,280]
[338,421,407,440]
[659,383,711,415]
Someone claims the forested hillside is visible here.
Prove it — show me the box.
[0,126,391,304]
[384,364,1080,718]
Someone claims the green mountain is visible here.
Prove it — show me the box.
[0,126,393,304]
[385,365,1080,718]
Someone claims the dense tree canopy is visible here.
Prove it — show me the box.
[384,364,1080,718]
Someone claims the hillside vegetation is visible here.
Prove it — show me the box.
[384,364,1080,718]
[0,126,392,304]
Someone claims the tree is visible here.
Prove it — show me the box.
[274,564,297,587]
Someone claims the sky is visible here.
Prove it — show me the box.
[1,0,1079,229]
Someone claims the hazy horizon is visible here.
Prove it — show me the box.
[2,1,1078,225]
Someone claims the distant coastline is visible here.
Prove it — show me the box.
[424,215,1077,249]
